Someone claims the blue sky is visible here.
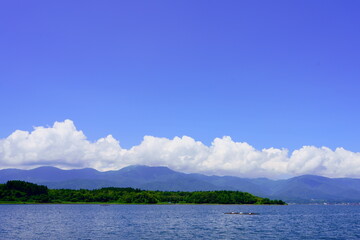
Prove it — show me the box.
[0,1,360,176]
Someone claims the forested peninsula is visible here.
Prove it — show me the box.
[0,180,286,205]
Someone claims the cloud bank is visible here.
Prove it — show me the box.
[0,120,359,179]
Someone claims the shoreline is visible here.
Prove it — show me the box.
[0,201,287,205]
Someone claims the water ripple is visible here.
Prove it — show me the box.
[0,204,360,239]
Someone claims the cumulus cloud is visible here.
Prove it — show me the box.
[0,120,359,179]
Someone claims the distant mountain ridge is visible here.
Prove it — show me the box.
[1,165,360,203]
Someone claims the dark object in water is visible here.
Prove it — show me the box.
[224,212,259,215]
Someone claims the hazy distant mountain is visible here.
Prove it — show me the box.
[1,165,360,203]
[268,175,360,202]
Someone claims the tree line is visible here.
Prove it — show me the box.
[0,180,286,205]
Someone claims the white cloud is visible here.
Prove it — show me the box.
[0,119,359,179]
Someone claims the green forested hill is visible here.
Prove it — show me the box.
[0,180,285,205]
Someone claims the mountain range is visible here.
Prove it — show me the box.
[1,165,360,203]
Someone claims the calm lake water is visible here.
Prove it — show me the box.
[0,204,359,239]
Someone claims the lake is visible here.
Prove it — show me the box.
[0,204,359,239]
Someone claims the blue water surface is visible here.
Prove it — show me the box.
[0,204,359,239]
